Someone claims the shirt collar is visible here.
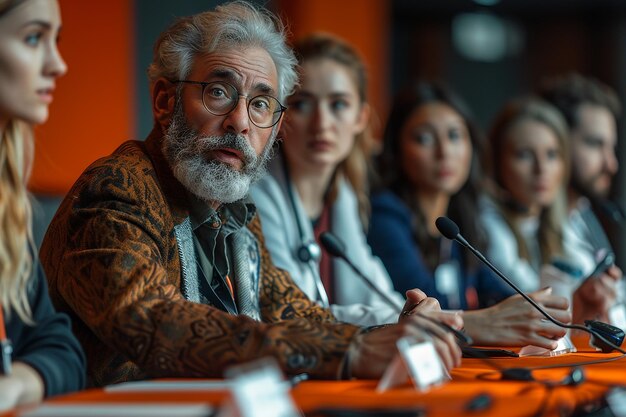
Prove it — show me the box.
[187,192,256,231]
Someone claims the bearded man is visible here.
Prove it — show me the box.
[40,2,461,387]
[540,74,623,323]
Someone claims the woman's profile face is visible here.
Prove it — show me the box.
[499,119,565,215]
[399,101,473,198]
[0,0,66,127]
[282,58,368,174]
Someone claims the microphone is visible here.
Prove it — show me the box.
[435,216,626,353]
[320,231,473,345]
[319,232,404,311]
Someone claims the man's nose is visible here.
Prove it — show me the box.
[223,97,250,135]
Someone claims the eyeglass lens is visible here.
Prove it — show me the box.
[203,82,283,128]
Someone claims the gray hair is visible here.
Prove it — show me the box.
[147,1,297,102]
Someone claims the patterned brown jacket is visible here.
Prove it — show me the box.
[40,130,359,387]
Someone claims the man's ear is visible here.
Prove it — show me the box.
[152,78,177,129]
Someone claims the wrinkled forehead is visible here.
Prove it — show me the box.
[191,46,279,97]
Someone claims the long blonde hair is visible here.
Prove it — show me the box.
[484,97,570,264]
[0,119,34,323]
[0,0,34,323]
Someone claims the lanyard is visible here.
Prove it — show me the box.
[0,304,5,341]
[0,304,12,375]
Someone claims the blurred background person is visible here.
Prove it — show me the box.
[368,83,570,349]
[0,0,84,411]
[480,97,568,294]
[481,96,618,323]
[369,81,512,310]
[539,73,623,324]
[540,74,621,268]
[251,33,422,326]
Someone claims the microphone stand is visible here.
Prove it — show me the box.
[436,216,626,354]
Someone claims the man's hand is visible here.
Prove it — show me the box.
[350,310,463,379]
[398,289,441,322]
[573,265,622,323]
[463,288,571,349]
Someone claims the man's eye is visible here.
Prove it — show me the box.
[251,98,270,111]
[208,88,227,98]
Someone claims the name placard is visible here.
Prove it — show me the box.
[219,358,301,417]
[377,337,448,392]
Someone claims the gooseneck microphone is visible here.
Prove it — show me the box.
[435,216,626,353]
[320,231,474,346]
[319,232,404,311]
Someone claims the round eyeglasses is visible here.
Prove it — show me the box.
[172,80,286,128]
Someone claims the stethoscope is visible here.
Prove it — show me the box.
[281,154,330,308]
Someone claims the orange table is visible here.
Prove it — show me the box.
[6,345,625,417]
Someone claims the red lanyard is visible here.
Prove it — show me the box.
[0,303,11,375]
[0,304,5,341]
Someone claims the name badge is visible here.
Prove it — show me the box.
[435,261,461,309]
[377,337,448,392]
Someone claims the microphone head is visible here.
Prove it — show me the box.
[319,232,346,258]
[435,216,460,240]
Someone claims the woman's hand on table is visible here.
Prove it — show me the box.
[463,287,571,349]
[398,289,442,322]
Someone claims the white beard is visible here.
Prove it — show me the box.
[162,101,275,204]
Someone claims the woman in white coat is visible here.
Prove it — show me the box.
[251,34,406,326]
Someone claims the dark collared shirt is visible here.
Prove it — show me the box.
[188,194,256,314]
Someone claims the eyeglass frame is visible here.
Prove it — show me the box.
[171,79,287,129]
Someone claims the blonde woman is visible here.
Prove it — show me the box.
[0,0,84,410]
[481,97,619,323]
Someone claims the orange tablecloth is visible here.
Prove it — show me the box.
[7,344,625,417]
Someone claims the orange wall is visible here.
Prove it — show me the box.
[30,1,134,194]
[275,0,391,135]
[28,1,389,193]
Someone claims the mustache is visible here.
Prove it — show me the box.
[164,97,276,184]
[191,132,258,173]
[167,113,258,173]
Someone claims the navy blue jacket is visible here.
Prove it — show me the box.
[6,260,85,396]
[368,190,513,309]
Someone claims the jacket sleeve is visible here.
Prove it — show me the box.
[13,262,86,397]
[45,161,358,380]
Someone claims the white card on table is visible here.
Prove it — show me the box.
[377,337,448,392]
[218,358,300,417]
